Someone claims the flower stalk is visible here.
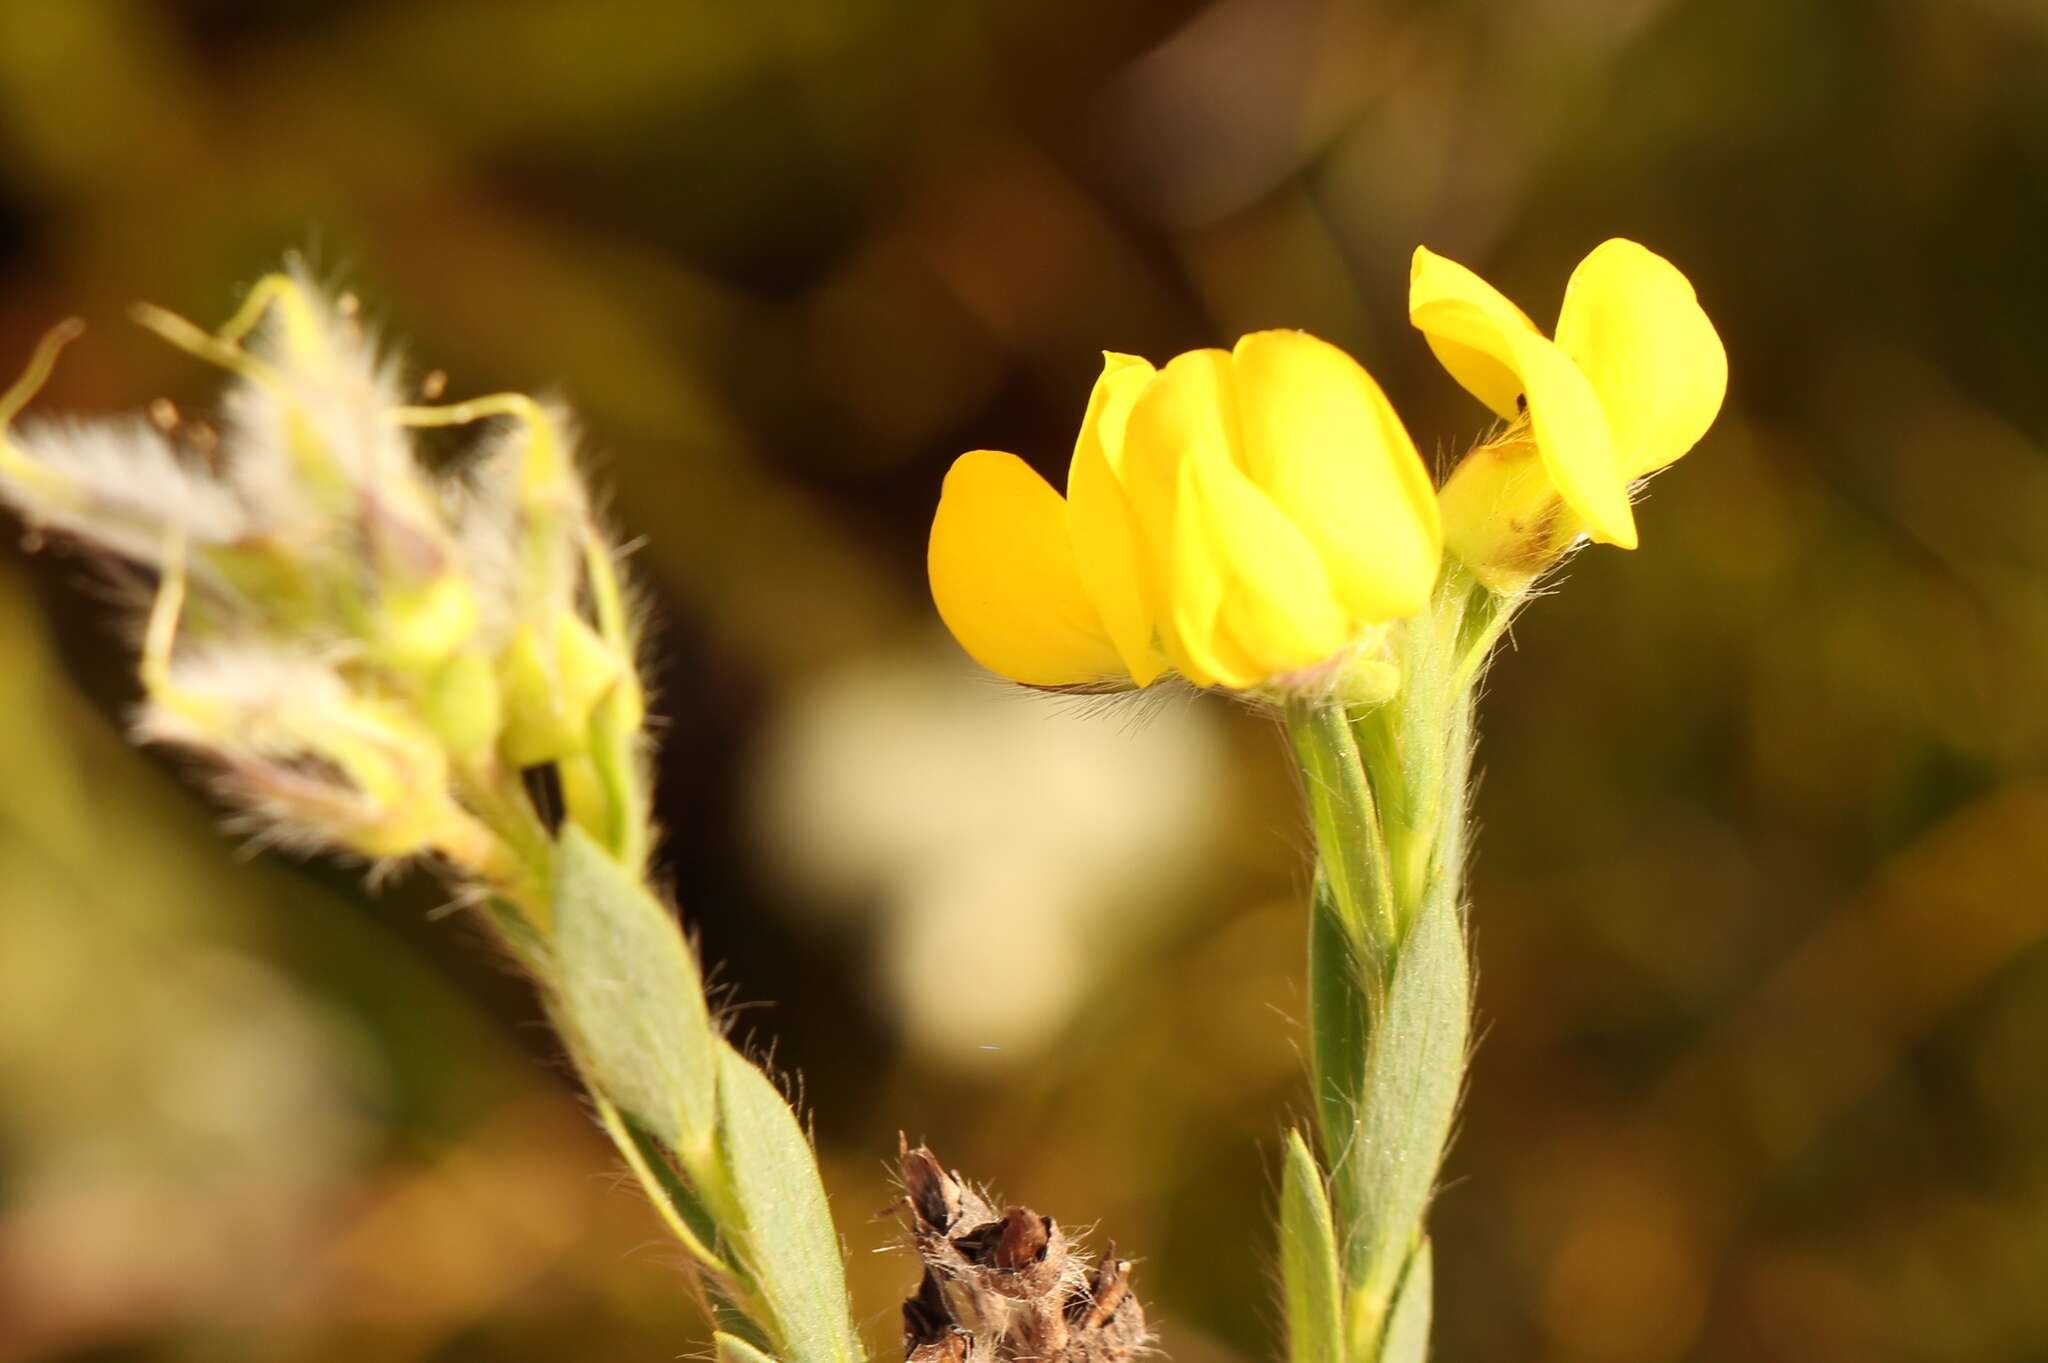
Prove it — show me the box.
[916,236,1723,1363]
[1285,569,1497,1363]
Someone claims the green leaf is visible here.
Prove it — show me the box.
[1279,1130,1344,1363]
[1287,701,1397,965]
[1307,874,1369,1177]
[717,1331,784,1363]
[552,825,718,1171]
[1378,1240,1434,1363]
[717,1041,861,1363]
[1350,884,1468,1312]
[595,1096,733,1276]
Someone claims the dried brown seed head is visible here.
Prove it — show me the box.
[901,1136,964,1233]
[896,1145,1149,1363]
[1069,1250,1134,1331]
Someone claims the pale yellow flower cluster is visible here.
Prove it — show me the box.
[0,273,646,903]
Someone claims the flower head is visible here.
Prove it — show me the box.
[0,268,653,912]
[929,331,1441,694]
[1411,239,1726,589]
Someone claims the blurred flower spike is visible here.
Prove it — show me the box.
[1413,238,1727,592]
[0,268,650,922]
[4,266,896,1363]
[929,331,1442,696]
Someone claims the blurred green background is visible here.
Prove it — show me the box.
[1,2,2045,1361]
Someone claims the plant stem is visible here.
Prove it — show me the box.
[1285,570,1492,1363]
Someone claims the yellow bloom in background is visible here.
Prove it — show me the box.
[1412,239,1727,589]
[929,331,1441,692]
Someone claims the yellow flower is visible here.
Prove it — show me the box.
[929,331,1441,691]
[1411,239,1726,588]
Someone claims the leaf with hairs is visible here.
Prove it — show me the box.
[595,1097,732,1275]
[1349,886,1468,1313]
[1279,1129,1344,1363]
[717,1331,784,1363]
[1308,874,1370,1178]
[717,1041,862,1363]
[553,825,718,1171]
[1379,1240,1434,1363]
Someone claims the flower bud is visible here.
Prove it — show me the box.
[496,612,626,768]
[1435,432,1582,595]
[423,646,504,766]
[373,572,483,675]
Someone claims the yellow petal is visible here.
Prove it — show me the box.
[1504,327,1638,549]
[1118,349,1349,686]
[1185,448,1350,680]
[928,450,1127,685]
[1066,352,1169,684]
[1229,330,1442,621]
[1411,247,1637,549]
[1164,458,1257,689]
[1409,247,1543,421]
[1553,238,1728,479]
[1114,348,1239,685]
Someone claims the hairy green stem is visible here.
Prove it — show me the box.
[1285,570,1493,1363]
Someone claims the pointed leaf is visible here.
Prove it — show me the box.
[1279,1130,1344,1363]
[1288,702,1396,961]
[717,1042,861,1363]
[595,1097,732,1276]
[717,1331,785,1363]
[1307,874,1369,1173]
[553,825,718,1170]
[1350,886,1468,1307]
[1379,1240,1434,1363]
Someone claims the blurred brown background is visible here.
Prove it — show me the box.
[1,2,2045,1361]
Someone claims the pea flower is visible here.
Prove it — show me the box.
[1411,239,1726,591]
[929,331,1441,693]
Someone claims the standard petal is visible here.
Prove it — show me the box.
[928,450,1127,685]
[1409,247,1543,421]
[1229,330,1442,622]
[1066,352,1169,684]
[1553,239,1728,479]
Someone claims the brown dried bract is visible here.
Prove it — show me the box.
[897,1137,1150,1363]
